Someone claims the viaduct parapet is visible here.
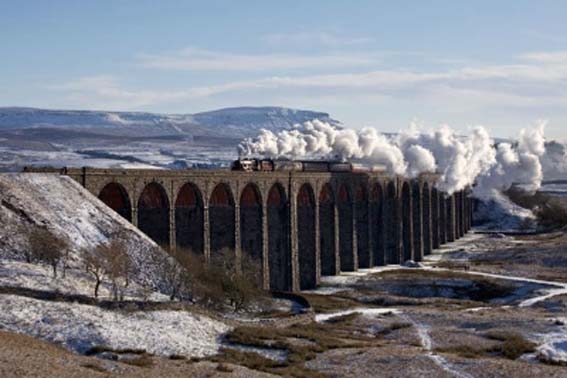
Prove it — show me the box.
[25,167,473,292]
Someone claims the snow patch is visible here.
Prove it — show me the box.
[315,308,399,323]
[537,319,567,365]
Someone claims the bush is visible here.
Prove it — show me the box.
[180,248,266,311]
[485,330,536,359]
[27,227,69,278]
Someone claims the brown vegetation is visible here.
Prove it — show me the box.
[484,330,536,359]
[210,317,384,376]
[27,227,69,278]
[183,248,267,311]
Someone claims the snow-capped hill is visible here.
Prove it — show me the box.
[0,106,339,138]
[191,106,340,134]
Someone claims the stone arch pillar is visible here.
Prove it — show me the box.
[370,183,384,266]
[175,182,204,255]
[401,182,413,262]
[446,194,455,242]
[439,192,447,244]
[319,183,336,276]
[384,182,399,264]
[412,182,423,261]
[431,187,440,249]
[296,183,316,290]
[209,183,236,257]
[338,183,355,271]
[267,183,291,291]
[240,183,263,287]
[422,183,432,256]
[355,184,370,268]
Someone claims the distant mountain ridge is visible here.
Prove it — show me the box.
[0,106,340,139]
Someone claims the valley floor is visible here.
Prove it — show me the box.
[2,230,567,377]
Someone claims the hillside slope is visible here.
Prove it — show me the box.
[0,173,167,289]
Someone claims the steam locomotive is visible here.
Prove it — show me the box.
[231,158,384,173]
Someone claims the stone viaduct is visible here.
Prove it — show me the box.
[27,167,473,292]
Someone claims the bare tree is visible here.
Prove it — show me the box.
[84,245,106,298]
[85,236,132,301]
[104,238,132,301]
[28,227,69,278]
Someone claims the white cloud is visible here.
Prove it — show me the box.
[47,76,196,110]
[520,50,567,64]
[137,47,379,71]
[49,50,567,123]
[261,31,374,47]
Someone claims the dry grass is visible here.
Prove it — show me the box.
[484,331,536,359]
[435,330,535,360]
[79,362,107,373]
[122,354,155,368]
[436,344,488,358]
[301,293,361,313]
[209,319,382,376]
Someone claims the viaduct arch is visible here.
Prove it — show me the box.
[33,167,473,293]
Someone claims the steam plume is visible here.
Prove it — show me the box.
[238,119,549,197]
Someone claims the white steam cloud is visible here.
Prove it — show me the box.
[238,119,550,198]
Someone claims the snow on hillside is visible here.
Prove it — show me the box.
[191,106,340,134]
[0,294,230,358]
[473,191,537,232]
[0,172,233,358]
[0,173,168,290]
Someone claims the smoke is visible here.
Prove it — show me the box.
[238,119,550,197]
[473,122,546,199]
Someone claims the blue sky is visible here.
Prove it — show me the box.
[1,1,566,139]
